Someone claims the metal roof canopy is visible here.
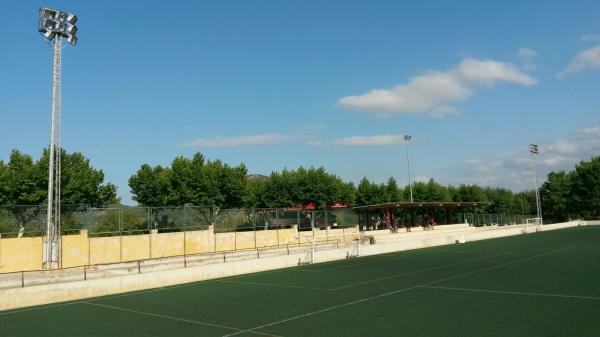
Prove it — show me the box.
[353,201,492,211]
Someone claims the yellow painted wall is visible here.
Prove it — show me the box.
[61,230,89,268]
[215,232,236,252]
[121,235,150,261]
[0,237,43,273]
[185,228,215,254]
[298,230,321,244]
[277,227,298,245]
[89,236,121,265]
[235,231,256,250]
[151,231,184,258]
[0,224,322,273]
[255,230,278,248]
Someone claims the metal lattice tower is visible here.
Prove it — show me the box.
[39,7,77,269]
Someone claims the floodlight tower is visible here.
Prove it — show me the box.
[38,7,78,269]
[404,134,414,203]
[529,144,543,228]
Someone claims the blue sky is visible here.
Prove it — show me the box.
[1,0,599,205]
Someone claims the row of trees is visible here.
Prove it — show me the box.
[129,153,538,216]
[2,149,599,226]
[540,156,600,222]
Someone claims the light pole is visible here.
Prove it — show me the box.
[529,144,542,228]
[404,134,414,203]
[38,7,78,269]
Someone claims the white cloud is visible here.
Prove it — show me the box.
[332,134,408,146]
[438,126,600,190]
[338,58,537,117]
[181,134,286,148]
[517,47,538,71]
[580,126,600,134]
[580,34,600,43]
[557,45,600,78]
[518,47,538,59]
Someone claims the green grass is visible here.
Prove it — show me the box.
[2,226,599,337]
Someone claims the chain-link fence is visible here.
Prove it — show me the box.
[465,213,533,227]
[0,205,361,237]
[0,204,534,237]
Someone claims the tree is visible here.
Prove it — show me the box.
[484,187,516,214]
[568,156,600,219]
[254,167,355,209]
[540,171,573,222]
[128,164,172,206]
[0,149,118,233]
[410,179,451,202]
[129,153,248,209]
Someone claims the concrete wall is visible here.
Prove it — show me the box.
[121,234,150,262]
[0,225,312,273]
[61,230,89,268]
[0,237,43,273]
[0,221,582,310]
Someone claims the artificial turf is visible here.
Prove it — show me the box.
[1,226,599,337]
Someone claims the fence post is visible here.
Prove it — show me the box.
[21,271,24,287]
[253,218,257,250]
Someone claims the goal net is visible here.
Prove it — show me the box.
[525,217,543,232]
[299,232,362,265]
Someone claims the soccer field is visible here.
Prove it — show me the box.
[1,226,599,337]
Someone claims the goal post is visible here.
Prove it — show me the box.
[301,231,361,265]
[526,217,543,232]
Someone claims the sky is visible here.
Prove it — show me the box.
[0,0,599,205]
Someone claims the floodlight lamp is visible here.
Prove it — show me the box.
[57,22,67,32]
[404,134,412,142]
[66,25,77,35]
[529,144,539,154]
[67,35,77,46]
[43,30,55,41]
[66,13,77,25]
[59,12,68,21]
[42,19,57,31]
[40,8,57,19]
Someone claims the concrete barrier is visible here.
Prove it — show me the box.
[0,221,581,311]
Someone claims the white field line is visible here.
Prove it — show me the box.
[422,247,571,286]
[221,247,569,337]
[220,280,332,291]
[422,285,600,301]
[83,302,281,337]
[0,279,221,315]
[332,252,511,290]
[221,286,420,337]
[225,253,509,292]
[0,300,84,316]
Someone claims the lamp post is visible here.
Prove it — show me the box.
[404,134,414,203]
[529,144,543,229]
[38,7,78,269]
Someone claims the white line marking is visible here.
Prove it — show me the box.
[83,302,281,337]
[221,248,569,337]
[0,301,83,316]
[424,247,570,286]
[422,285,600,301]
[220,280,332,291]
[0,280,220,315]
[220,287,420,337]
[332,252,510,290]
